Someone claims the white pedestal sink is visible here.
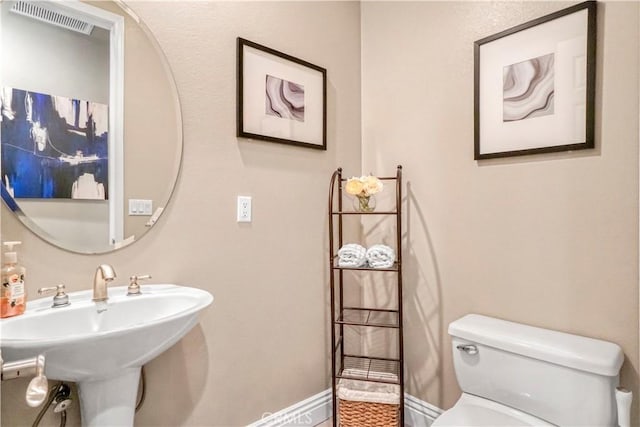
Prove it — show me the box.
[0,284,213,426]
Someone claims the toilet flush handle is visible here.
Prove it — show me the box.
[457,344,478,355]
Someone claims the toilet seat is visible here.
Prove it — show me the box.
[432,393,555,427]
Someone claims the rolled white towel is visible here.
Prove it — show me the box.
[338,243,367,267]
[366,244,396,269]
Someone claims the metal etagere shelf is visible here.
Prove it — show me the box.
[328,165,404,427]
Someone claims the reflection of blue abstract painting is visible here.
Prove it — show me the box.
[1,87,108,199]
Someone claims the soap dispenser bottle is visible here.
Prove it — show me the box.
[1,241,26,318]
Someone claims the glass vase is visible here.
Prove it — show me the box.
[353,194,376,213]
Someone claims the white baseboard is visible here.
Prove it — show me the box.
[404,394,443,427]
[248,389,332,427]
[248,389,442,427]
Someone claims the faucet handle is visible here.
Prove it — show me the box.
[37,284,70,308]
[37,284,65,295]
[127,274,152,296]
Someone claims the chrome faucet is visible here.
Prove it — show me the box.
[92,264,116,302]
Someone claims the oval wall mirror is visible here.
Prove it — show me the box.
[0,0,182,254]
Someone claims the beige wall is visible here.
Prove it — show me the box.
[1,1,361,426]
[361,0,639,422]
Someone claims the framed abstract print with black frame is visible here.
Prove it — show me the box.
[237,37,327,150]
[474,1,597,160]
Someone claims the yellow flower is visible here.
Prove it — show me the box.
[345,178,365,195]
[362,175,383,196]
[345,174,383,197]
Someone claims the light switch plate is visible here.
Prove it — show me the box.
[129,199,153,216]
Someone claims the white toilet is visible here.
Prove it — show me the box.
[433,314,626,426]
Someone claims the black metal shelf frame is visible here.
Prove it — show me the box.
[328,165,404,427]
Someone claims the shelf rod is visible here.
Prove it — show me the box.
[342,307,399,313]
[340,176,398,181]
[343,354,401,363]
[331,211,398,215]
[335,373,400,385]
[331,265,399,272]
[336,320,399,329]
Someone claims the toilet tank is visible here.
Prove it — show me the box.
[449,314,624,426]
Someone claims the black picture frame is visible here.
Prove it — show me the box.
[474,1,597,160]
[237,37,327,150]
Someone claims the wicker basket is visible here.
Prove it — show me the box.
[338,398,399,427]
[337,369,400,427]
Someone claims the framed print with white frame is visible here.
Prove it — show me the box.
[474,1,597,160]
[237,37,327,150]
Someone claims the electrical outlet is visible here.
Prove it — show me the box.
[237,196,252,222]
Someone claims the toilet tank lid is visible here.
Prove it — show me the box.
[448,314,624,377]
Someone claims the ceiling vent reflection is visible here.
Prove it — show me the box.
[10,1,94,35]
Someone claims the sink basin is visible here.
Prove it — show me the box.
[0,284,213,426]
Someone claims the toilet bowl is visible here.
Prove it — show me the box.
[433,314,625,427]
[432,393,553,426]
